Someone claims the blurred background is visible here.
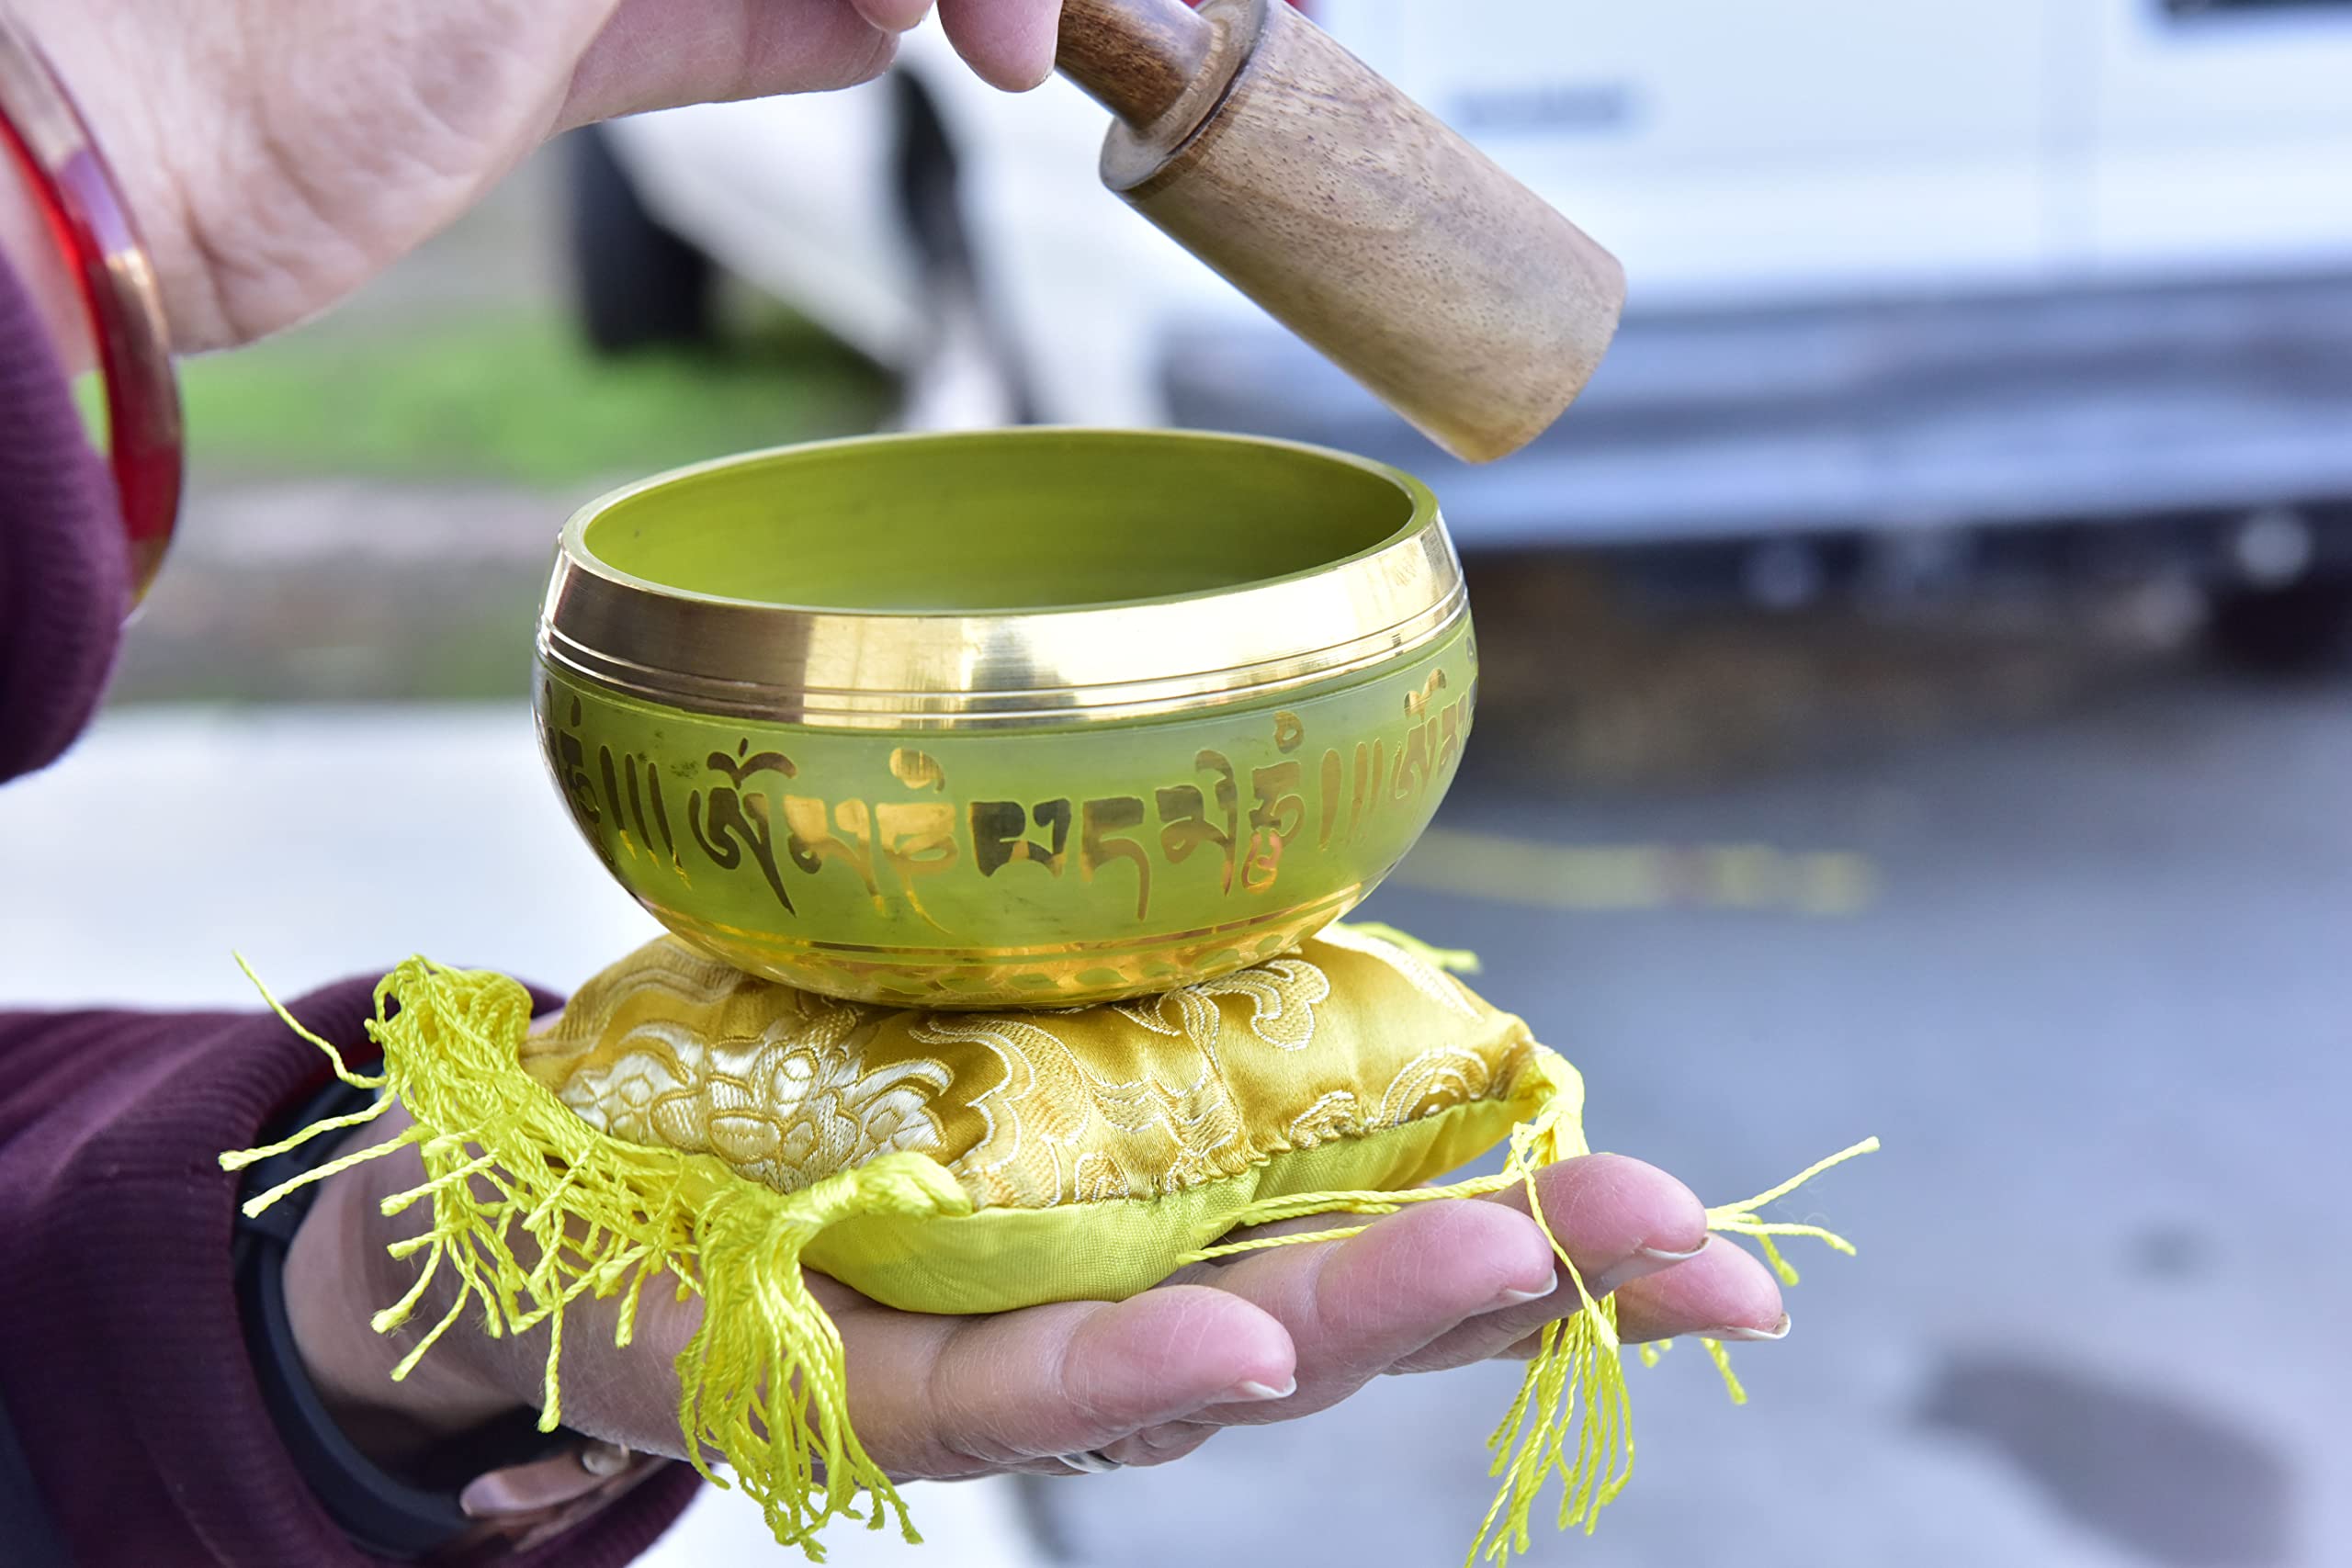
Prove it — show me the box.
[7,0,2349,1562]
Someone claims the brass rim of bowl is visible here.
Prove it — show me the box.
[538,428,1466,730]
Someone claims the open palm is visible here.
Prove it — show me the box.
[288,1107,1787,1488]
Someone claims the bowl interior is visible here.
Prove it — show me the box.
[578,432,1419,615]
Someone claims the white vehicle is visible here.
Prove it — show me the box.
[570,0,2352,664]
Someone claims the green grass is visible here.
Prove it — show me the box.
[90,302,899,705]
[168,308,894,487]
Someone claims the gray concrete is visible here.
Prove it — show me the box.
[4,673,2344,1567]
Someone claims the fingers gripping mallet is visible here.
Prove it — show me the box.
[1055,0,1627,463]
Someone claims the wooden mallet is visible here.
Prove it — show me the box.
[1054,0,1626,463]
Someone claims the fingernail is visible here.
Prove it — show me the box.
[1589,1241,1708,1298]
[1638,1242,1710,1265]
[579,1441,632,1478]
[1703,1314,1792,1343]
[1489,1274,1559,1310]
[1227,1376,1295,1402]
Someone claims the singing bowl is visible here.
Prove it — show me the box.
[536,428,1475,1008]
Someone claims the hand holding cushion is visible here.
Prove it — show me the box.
[243,929,1861,1561]
[287,1105,1787,1479]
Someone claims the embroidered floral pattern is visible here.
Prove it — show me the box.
[523,927,1538,1209]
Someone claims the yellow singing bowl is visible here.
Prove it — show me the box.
[536,428,1475,1008]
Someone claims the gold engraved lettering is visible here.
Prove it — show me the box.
[972,799,1071,877]
[688,742,798,911]
[876,800,959,925]
[1157,750,1239,895]
[549,694,600,827]
[597,746,628,845]
[1244,761,1306,893]
[1317,749,1344,849]
[1436,695,1464,776]
[620,750,650,848]
[888,748,946,792]
[1348,739,1384,840]
[643,762,679,864]
[1391,725,1431,803]
[1080,796,1152,919]
[1404,669,1449,721]
[784,795,881,905]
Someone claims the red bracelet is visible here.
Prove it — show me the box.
[0,8,182,606]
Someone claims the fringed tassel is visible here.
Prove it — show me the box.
[1178,1047,1876,1567]
[1470,1057,1634,1562]
[685,1157,968,1551]
[220,956,972,1561]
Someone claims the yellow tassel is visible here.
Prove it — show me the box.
[1465,1054,1633,1563]
[686,1157,970,1551]
[220,957,972,1562]
[1179,1050,1874,1566]
[216,952,393,1173]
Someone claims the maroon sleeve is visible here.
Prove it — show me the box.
[0,985,699,1567]
[0,246,129,784]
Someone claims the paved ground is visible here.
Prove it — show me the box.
[6,660,2342,1567]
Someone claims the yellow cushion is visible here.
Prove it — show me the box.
[519,926,1556,1312]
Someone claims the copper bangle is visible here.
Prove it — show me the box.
[0,6,182,605]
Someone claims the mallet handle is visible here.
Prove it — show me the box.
[1056,0,1217,127]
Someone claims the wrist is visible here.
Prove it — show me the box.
[283,1128,531,1473]
[1,1,187,598]
[239,1085,652,1560]
[0,62,90,372]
